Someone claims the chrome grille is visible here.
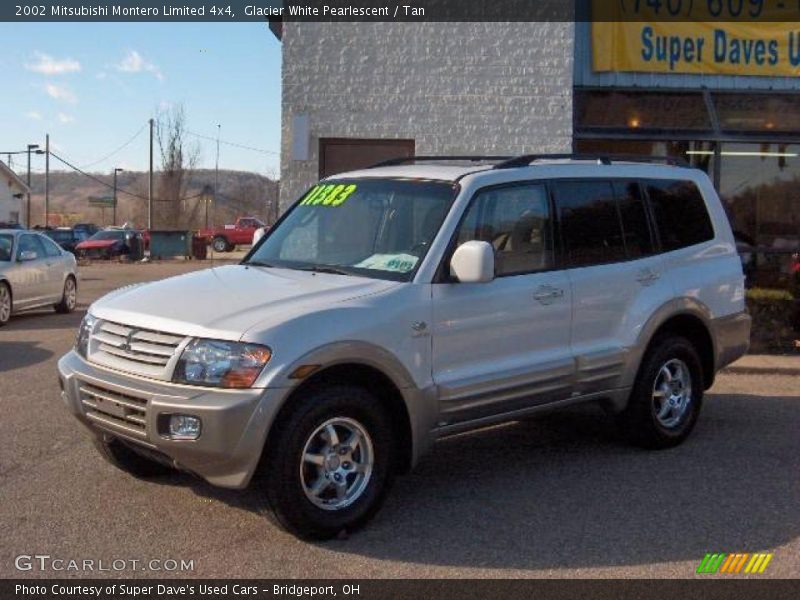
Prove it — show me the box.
[89,320,186,380]
[80,383,149,440]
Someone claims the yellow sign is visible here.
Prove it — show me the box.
[592,2,800,76]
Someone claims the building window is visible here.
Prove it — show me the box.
[318,138,415,179]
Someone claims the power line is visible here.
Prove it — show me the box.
[79,123,148,169]
[185,129,279,155]
[50,151,208,202]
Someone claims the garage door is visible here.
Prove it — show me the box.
[319,138,415,179]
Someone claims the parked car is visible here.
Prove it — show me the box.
[199,217,266,252]
[0,229,78,326]
[72,223,100,236]
[44,228,90,254]
[74,228,141,260]
[58,156,750,539]
[0,222,25,230]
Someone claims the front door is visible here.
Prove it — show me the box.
[8,234,50,308]
[432,182,574,425]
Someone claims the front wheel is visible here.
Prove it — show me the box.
[54,276,77,313]
[618,335,704,449]
[259,384,396,540]
[0,282,11,326]
[212,236,230,253]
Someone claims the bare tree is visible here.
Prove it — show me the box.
[155,105,201,228]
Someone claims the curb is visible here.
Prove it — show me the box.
[722,365,800,377]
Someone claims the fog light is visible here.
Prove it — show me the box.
[168,415,202,440]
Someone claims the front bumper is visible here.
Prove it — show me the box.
[57,350,289,489]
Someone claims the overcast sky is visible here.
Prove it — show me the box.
[0,22,281,178]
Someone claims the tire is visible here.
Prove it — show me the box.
[212,236,230,253]
[0,281,11,327]
[54,276,77,314]
[258,384,396,540]
[618,334,704,449]
[93,435,175,479]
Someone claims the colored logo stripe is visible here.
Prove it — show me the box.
[698,553,773,574]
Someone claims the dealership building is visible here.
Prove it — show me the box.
[273,19,800,256]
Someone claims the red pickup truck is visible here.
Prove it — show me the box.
[199,217,266,252]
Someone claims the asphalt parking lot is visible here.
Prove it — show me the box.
[1,261,798,579]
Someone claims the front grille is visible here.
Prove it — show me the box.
[80,383,149,440]
[89,320,186,380]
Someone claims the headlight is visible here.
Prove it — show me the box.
[75,313,97,358]
[173,339,272,389]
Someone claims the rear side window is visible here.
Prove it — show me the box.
[614,181,655,259]
[553,181,626,268]
[17,234,46,260]
[645,179,714,251]
[41,236,63,257]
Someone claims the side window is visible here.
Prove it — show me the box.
[456,183,553,277]
[41,236,63,258]
[553,181,626,268]
[614,180,655,259]
[645,179,714,251]
[17,234,46,260]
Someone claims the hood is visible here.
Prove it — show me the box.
[77,239,119,249]
[91,264,399,340]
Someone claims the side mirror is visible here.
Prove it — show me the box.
[18,250,37,262]
[450,241,495,284]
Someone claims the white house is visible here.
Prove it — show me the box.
[0,160,29,226]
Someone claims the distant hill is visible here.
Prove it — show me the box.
[21,168,279,229]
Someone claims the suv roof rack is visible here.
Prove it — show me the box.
[494,153,690,170]
[370,156,514,168]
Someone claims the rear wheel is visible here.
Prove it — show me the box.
[0,282,11,326]
[93,435,174,479]
[212,236,230,253]
[618,334,704,449]
[259,384,395,540]
[54,276,77,314]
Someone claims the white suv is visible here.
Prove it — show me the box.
[58,155,750,539]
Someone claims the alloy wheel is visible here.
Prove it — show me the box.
[300,417,374,511]
[0,285,10,322]
[652,358,692,429]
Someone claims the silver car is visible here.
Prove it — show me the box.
[0,229,78,326]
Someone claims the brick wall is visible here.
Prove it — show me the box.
[280,22,575,210]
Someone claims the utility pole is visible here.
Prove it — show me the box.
[148,118,154,230]
[213,124,220,228]
[44,134,50,228]
[26,144,39,228]
[113,168,124,226]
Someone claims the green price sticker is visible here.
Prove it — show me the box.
[300,184,357,207]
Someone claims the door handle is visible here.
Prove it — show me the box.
[636,269,661,286]
[533,286,564,305]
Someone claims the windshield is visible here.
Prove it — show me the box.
[0,235,12,261]
[245,179,457,281]
[46,230,72,243]
[88,230,126,241]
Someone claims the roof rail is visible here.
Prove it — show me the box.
[370,156,514,168]
[494,154,690,170]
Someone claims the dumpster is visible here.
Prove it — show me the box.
[148,230,192,259]
[191,235,208,260]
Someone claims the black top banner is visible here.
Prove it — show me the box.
[5,0,800,22]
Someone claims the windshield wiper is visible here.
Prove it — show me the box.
[246,261,277,268]
[297,265,351,276]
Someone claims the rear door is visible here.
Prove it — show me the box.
[9,234,51,308]
[553,179,673,396]
[39,234,70,299]
[432,182,574,425]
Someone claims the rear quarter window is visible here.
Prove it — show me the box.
[645,179,714,251]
